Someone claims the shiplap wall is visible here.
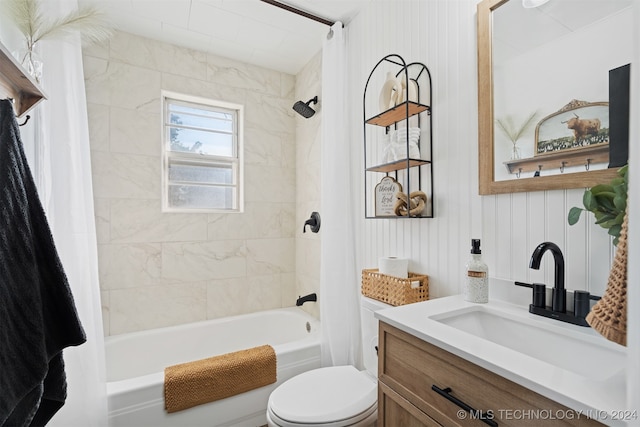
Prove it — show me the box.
[347,0,612,298]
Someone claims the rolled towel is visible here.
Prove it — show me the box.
[391,127,421,160]
[164,344,277,413]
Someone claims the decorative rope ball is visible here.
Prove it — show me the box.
[394,191,427,216]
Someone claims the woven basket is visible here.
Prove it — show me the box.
[586,208,628,346]
[361,269,428,306]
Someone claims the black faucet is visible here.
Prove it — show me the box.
[296,293,317,306]
[515,242,597,327]
[530,242,565,313]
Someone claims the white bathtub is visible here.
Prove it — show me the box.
[106,308,321,427]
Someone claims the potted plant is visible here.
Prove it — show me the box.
[567,164,628,246]
[568,164,628,346]
[495,111,539,160]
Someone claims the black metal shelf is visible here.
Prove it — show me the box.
[363,54,434,219]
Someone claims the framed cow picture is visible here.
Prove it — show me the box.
[534,99,609,156]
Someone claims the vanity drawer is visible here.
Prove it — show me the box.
[379,322,604,427]
[379,381,442,426]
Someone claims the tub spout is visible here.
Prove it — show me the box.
[296,293,317,306]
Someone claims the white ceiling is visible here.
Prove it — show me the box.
[78,0,369,75]
[493,0,634,64]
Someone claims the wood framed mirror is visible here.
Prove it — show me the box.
[477,0,631,195]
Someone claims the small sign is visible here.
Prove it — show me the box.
[375,176,402,217]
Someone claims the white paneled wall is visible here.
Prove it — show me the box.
[348,0,612,298]
[349,0,480,298]
[483,191,613,295]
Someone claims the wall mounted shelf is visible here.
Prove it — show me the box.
[366,158,431,173]
[0,40,47,117]
[365,101,430,127]
[363,55,434,219]
[504,144,609,175]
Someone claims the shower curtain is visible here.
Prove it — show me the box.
[32,0,107,424]
[320,22,362,368]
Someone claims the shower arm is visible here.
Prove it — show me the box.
[258,0,335,27]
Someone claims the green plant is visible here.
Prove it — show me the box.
[568,164,628,246]
[4,0,113,52]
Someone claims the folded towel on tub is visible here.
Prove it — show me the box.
[164,344,277,413]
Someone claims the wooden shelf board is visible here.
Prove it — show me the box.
[366,214,434,219]
[367,158,431,173]
[0,40,47,117]
[504,144,610,174]
[365,101,430,127]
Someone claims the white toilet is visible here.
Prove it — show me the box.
[266,296,390,427]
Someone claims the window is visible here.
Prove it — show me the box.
[162,92,243,212]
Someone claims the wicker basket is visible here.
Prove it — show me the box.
[361,269,429,306]
[586,208,628,346]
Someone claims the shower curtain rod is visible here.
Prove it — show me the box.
[259,0,335,27]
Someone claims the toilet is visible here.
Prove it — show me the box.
[266,296,390,427]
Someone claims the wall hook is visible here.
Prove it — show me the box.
[515,168,522,179]
[533,165,542,177]
[3,98,29,126]
[585,158,591,171]
[560,161,567,173]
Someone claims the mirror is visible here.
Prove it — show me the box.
[477,0,632,194]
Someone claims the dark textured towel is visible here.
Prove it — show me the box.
[0,99,86,427]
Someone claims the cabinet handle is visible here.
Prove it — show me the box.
[431,385,498,427]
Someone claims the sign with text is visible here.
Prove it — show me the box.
[375,176,402,217]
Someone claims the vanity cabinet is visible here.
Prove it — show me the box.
[378,322,604,426]
[363,54,433,218]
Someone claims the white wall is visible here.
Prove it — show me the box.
[348,0,615,300]
[626,1,640,413]
[349,0,482,298]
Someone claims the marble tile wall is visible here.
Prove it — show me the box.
[294,52,322,320]
[83,31,300,335]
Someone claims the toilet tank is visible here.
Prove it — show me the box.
[360,296,392,377]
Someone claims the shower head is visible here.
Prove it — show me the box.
[293,96,318,118]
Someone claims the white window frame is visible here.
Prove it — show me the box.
[161,91,244,213]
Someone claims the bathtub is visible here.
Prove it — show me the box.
[106,307,321,427]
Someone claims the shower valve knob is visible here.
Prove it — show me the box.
[303,212,321,233]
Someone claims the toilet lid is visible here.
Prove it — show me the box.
[268,366,377,424]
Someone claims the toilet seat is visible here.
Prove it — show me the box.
[267,366,377,427]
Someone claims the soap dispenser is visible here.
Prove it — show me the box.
[464,239,488,303]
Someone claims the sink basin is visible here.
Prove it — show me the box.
[430,306,625,381]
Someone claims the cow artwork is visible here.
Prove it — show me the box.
[534,100,609,156]
[561,113,601,142]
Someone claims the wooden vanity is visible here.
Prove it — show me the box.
[378,322,605,426]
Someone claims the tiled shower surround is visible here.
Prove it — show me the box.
[83,31,319,335]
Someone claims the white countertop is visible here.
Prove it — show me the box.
[375,295,630,426]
